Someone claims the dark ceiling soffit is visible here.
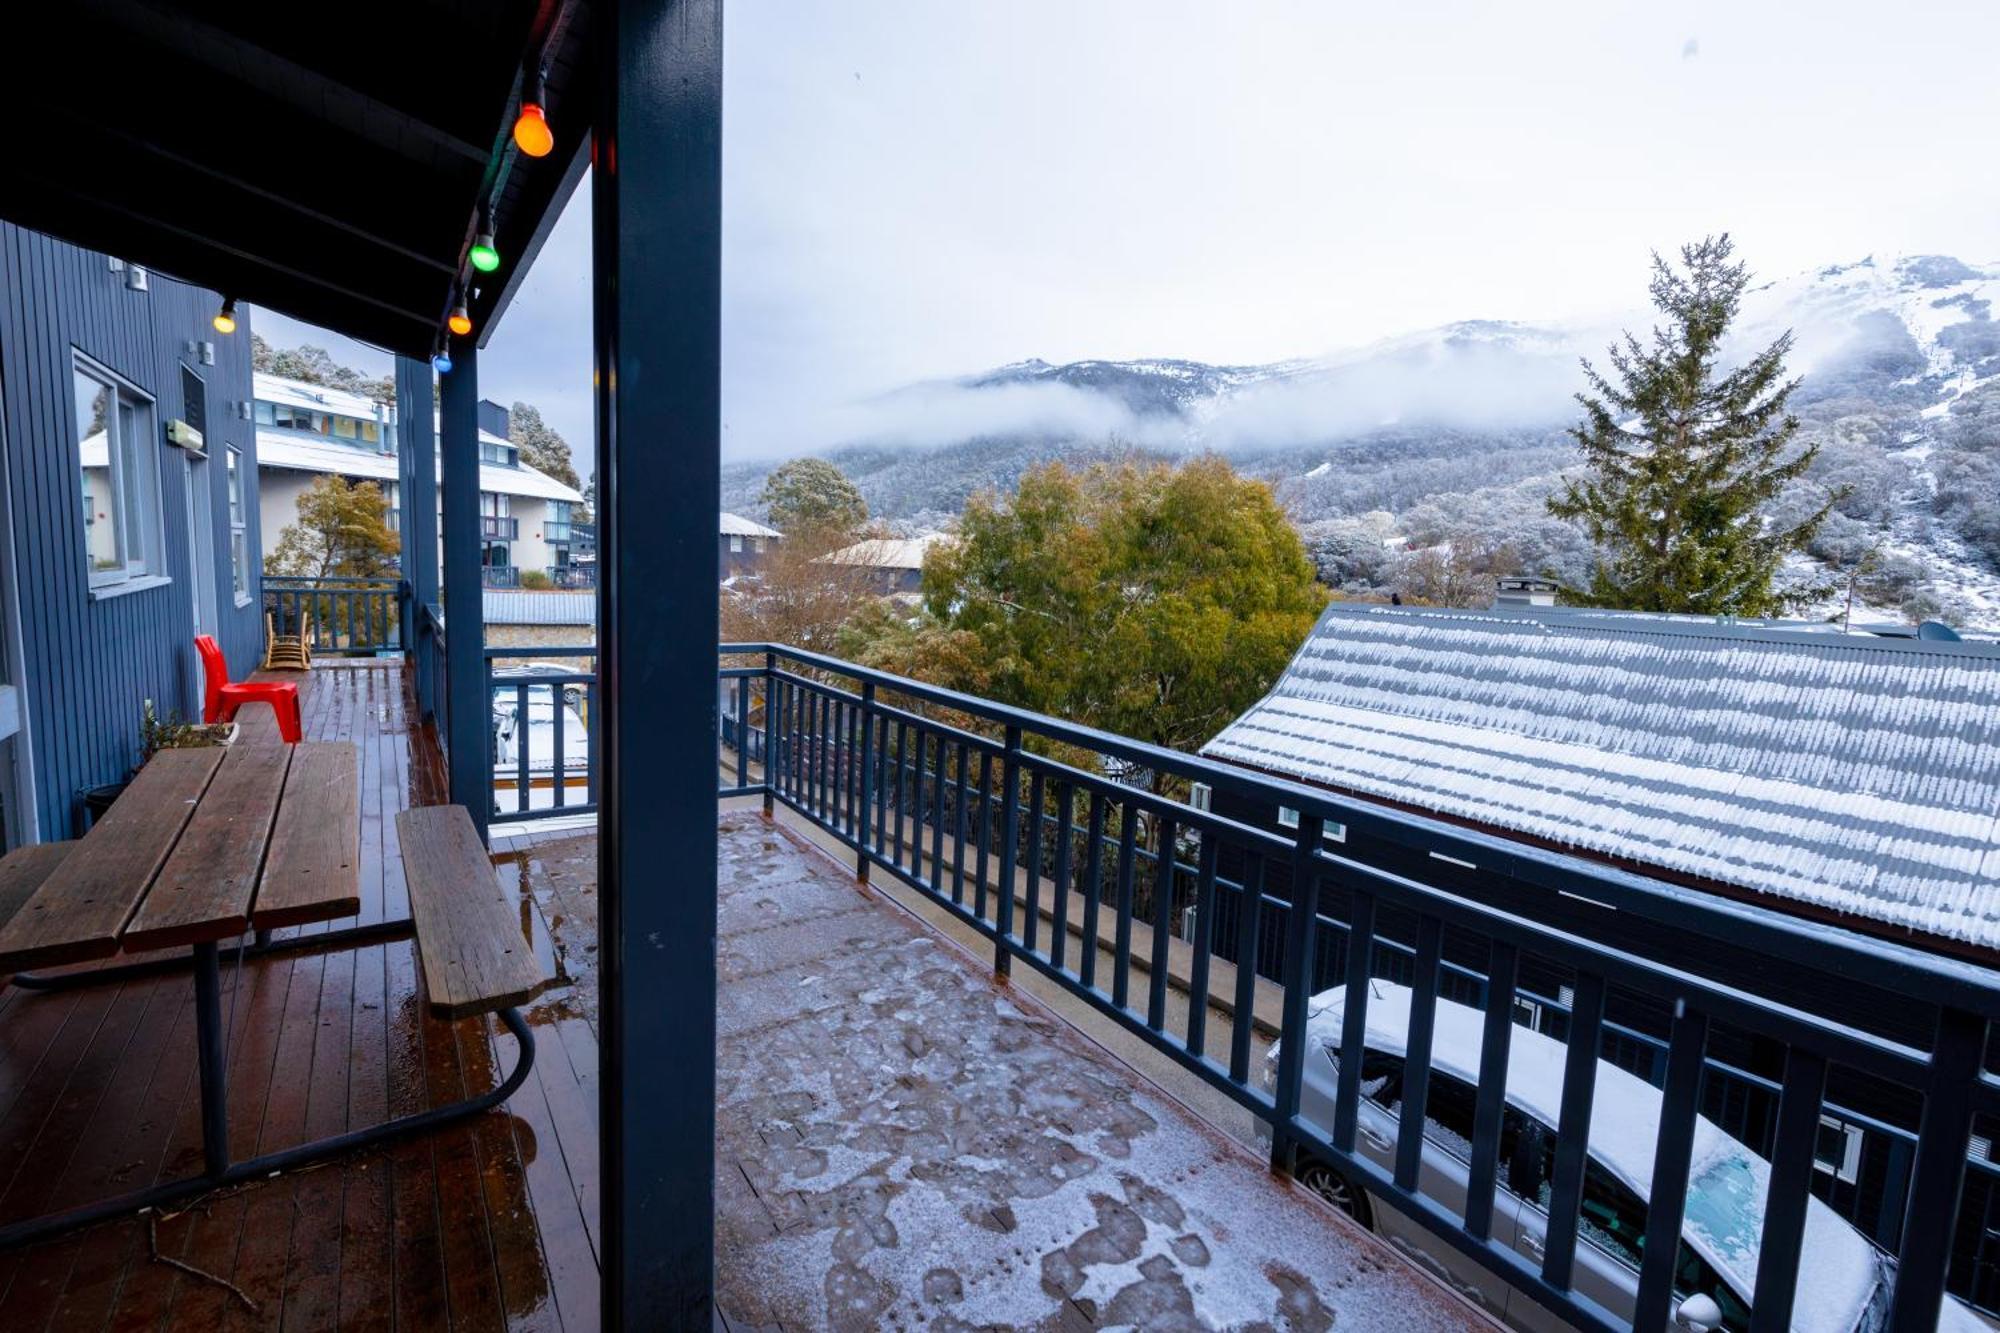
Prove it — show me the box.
[478,133,592,348]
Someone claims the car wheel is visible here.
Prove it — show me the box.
[1296,1160,1372,1229]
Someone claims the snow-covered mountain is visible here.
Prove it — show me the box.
[721,253,2000,630]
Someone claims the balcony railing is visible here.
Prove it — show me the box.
[548,565,595,589]
[481,565,520,589]
[260,576,401,655]
[481,515,519,540]
[469,641,2000,1328]
[486,645,598,821]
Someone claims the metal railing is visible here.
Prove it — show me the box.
[481,565,520,589]
[419,602,447,757]
[261,576,401,655]
[713,642,2000,1333]
[485,646,598,823]
[548,565,595,589]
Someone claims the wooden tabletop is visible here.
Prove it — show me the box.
[0,742,360,973]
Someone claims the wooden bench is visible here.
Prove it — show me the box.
[396,804,550,1019]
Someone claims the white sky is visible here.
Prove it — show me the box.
[255,0,2000,470]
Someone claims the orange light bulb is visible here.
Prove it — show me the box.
[513,103,554,158]
[448,311,473,337]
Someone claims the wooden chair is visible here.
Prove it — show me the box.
[262,609,312,671]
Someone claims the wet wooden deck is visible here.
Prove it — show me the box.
[0,663,1478,1332]
[0,664,598,1332]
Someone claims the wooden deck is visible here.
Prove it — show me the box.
[0,663,1477,1332]
[0,664,599,1332]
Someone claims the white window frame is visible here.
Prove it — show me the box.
[1277,805,1346,843]
[1189,782,1212,813]
[73,352,167,594]
[1815,1114,1865,1185]
[729,534,744,553]
[226,446,250,606]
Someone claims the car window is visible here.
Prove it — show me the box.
[1349,1054,1482,1162]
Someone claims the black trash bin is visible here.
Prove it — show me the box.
[78,781,129,830]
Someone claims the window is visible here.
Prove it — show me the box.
[729,534,744,553]
[1190,782,1212,813]
[74,356,163,589]
[332,415,358,439]
[226,447,248,602]
[358,419,381,445]
[480,441,517,467]
[1815,1115,1865,1185]
[1278,805,1347,843]
[254,400,276,425]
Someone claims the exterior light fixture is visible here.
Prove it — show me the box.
[470,231,500,274]
[513,69,554,157]
[448,299,474,337]
[212,296,237,334]
[433,340,454,375]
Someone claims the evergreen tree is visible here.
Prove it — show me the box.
[760,458,867,544]
[1549,235,1838,615]
[508,401,582,491]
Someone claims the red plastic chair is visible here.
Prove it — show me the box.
[195,634,303,743]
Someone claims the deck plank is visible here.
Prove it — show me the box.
[0,749,224,971]
[253,741,361,931]
[123,743,293,953]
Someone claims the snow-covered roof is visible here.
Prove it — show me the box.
[720,511,781,538]
[254,371,384,422]
[485,590,594,625]
[1201,602,2000,952]
[255,429,582,503]
[818,532,952,570]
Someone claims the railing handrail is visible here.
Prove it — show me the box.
[721,641,2000,1018]
[262,574,401,586]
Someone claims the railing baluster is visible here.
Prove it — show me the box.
[951,741,970,904]
[1395,914,1445,1192]
[761,654,777,814]
[1888,1007,1986,1331]
[1023,768,1045,956]
[1275,816,1332,1172]
[735,674,750,794]
[1228,855,1266,1086]
[930,730,947,890]
[854,683,875,878]
[994,726,1023,975]
[1331,885,1374,1158]
[1465,940,1518,1241]
[1542,970,1607,1293]
[1080,792,1106,992]
[1049,781,1073,971]
[551,683,568,809]
[889,721,908,866]
[1636,1003,1712,1327]
[514,682,531,816]
[1147,814,1177,1031]
[1110,805,1139,1012]
[1749,1047,1828,1331]
[871,711,889,857]
[973,750,994,921]
[1185,830,1218,1058]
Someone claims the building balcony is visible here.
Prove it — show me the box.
[481,515,519,540]
[543,521,573,545]
[0,663,1484,1330]
[481,564,520,589]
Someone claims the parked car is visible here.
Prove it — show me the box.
[491,666,591,815]
[1264,980,1990,1332]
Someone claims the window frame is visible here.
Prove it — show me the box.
[1278,804,1347,843]
[73,352,166,593]
[226,446,250,606]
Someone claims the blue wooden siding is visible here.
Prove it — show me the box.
[0,221,262,839]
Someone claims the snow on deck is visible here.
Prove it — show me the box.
[710,813,1483,1332]
[1201,604,2000,951]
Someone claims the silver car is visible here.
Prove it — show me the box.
[1265,980,1991,1332]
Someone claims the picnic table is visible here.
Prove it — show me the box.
[0,742,544,1249]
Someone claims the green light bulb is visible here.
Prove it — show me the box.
[470,236,501,273]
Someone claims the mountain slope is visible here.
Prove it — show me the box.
[722,253,2000,629]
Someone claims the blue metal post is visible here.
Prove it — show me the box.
[395,355,439,711]
[596,0,722,1323]
[438,341,488,837]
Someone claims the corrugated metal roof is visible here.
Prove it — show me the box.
[1200,603,2000,951]
[819,532,952,570]
[484,590,595,625]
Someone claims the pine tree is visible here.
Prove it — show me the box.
[1549,235,1838,616]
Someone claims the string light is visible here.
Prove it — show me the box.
[212,296,237,335]
[513,68,554,158]
[469,230,500,274]
[433,337,454,374]
[448,298,473,337]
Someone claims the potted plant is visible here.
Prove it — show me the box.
[80,700,238,827]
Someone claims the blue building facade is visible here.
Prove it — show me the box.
[0,221,263,845]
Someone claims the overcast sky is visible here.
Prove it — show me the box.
[255,0,2000,474]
